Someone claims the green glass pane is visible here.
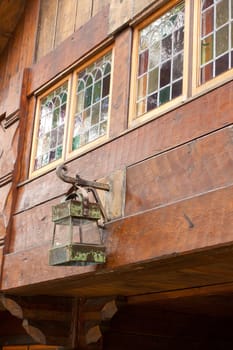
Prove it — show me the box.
[72,135,80,150]
[104,63,111,75]
[201,34,213,64]
[216,26,229,57]
[148,68,158,94]
[137,75,147,100]
[93,81,101,103]
[84,86,92,108]
[91,103,100,125]
[55,145,62,159]
[216,0,229,28]
[149,41,160,69]
[86,75,93,87]
[201,7,214,36]
[61,92,67,103]
[77,80,84,92]
[159,86,170,105]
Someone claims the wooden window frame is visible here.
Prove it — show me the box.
[29,76,72,178]
[29,47,114,179]
[129,0,191,127]
[192,0,233,95]
[67,45,114,161]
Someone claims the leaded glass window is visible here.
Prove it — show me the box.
[136,2,185,117]
[200,0,233,83]
[71,52,112,151]
[33,82,68,171]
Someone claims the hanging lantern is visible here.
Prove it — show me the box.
[49,165,109,266]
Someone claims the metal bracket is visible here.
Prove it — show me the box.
[56,164,110,224]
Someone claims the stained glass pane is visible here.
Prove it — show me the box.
[172,79,182,98]
[138,50,149,76]
[216,0,229,28]
[215,53,229,75]
[160,60,171,87]
[159,86,170,105]
[216,26,229,56]
[201,35,213,64]
[34,81,68,171]
[202,7,214,36]
[161,34,172,61]
[136,2,185,117]
[147,93,157,111]
[148,68,159,94]
[72,52,112,151]
[199,0,232,84]
[202,0,213,11]
[201,62,213,83]
[173,53,183,80]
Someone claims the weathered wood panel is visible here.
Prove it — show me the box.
[126,125,233,215]
[54,0,77,48]
[75,0,92,30]
[0,0,39,117]
[35,0,58,62]
[17,79,233,212]
[29,5,110,94]
[3,185,233,294]
[109,28,132,137]
[92,0,111,16]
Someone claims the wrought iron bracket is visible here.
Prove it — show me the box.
[56,164,110,224]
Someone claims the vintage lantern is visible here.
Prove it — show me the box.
[49,165,109,266]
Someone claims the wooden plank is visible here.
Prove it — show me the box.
[35,0,58,62]
[92,0,110,16]
[109,28,132,137]
[54,0,77,48]
[126,124,233,215]
[16,120,233,214]
[4,185,233,296]
[29,5,110,94]
[75,0,92,30]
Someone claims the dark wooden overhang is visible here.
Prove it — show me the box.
[0,0,26,55]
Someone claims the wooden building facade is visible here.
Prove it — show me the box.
[1,0,233,348]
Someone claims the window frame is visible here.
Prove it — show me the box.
[67,46,114,160]
[29,46,114,179]
[192,0,233,95]
[129,0,191,127]
[29,75,72,178]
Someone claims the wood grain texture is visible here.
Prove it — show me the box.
[18,79,233,212]
[29,5,110,94]
[54,0,77,48]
